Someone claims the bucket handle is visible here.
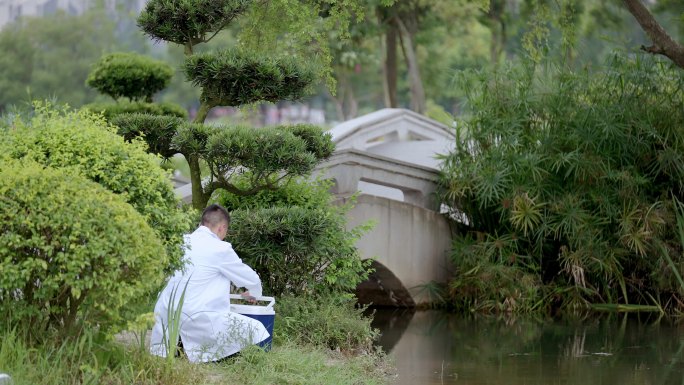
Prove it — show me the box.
[229,294,275,308]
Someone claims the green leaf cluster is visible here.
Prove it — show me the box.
[1,104,194,276]
[440,55,684,313]
[173,123,333,201]
[0,159,167,333]
[138,0,252,46]
[184,50,317,107]
[111,113,186,159]
[83,101,188,120]
[86,52,173,102]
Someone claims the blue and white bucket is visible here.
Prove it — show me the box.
[229,294,276,351]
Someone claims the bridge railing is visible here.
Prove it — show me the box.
[314,149,441,211]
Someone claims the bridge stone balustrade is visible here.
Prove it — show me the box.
[317,149,440,211]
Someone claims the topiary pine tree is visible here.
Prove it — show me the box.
[126,0,332,209]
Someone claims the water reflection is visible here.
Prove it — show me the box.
[371,309,684,385]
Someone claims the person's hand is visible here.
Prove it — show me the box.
[240,291,257,304]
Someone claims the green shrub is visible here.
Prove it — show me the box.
[83,101,187,119]
[439,55,684,313]
[230,206,370,295]
[0,160,167,333]
[275,294,377,352]
[1,104,194,274]
[217,176,371,295]
[86,52,173,102]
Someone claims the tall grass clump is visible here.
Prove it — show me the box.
[0,328,204,385]
[275,294,378,353]
[439,55,684,314]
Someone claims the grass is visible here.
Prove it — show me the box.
[0,328,205,385]
[205,343,391,385]
[0,294,390,385]
[0,330,389,385]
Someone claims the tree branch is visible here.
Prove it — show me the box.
[622,0,684,69]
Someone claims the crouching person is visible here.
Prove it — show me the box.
[150,204,269,363]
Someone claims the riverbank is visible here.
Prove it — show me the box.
[0,331,392,385]
[0,295,393,385]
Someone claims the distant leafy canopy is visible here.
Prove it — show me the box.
[112,113,186,159]
[84,101,187,120]
[0,160,167,332]
[173,123,333,196]
[439,56,684,313]
[137,0,252,46]
[184,50,317,107]
[86,52,173,102]
[2,105,194,273]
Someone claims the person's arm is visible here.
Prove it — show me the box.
[217,246,263,298]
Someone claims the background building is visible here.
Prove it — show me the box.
[0,0,145,29]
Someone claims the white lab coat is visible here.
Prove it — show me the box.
[150,226,269,362]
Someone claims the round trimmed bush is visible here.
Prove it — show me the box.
[0,160,167,333]
[86,52,173,102]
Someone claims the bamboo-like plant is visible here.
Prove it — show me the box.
[439,55,684,314]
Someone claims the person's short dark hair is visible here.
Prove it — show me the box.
[201,204,230,228]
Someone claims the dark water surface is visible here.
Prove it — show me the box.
[370,308,684,385]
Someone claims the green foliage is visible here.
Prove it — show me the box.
[84,101,188,120]
[218,174,334,211]
[204,124,332,176]
[173,123,333,203]
[439,55,684,314]
[1,104,194,275]
[0,7,128,109]
[86,52,173,102]
[111,113,186,158]
[275,294,378,352]
[0,160,166,333]
[184,50,317,107]
[218,175,371,296]
[239,0,366,91]
[0,27,33,112]
[138,0,251,46]
[230,205,370,295]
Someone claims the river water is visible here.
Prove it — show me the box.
[371,308,684,385]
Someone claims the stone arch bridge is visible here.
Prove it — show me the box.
[314,109,455,306]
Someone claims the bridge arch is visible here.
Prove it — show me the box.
[355,260,415,307]
[316,109,456,305]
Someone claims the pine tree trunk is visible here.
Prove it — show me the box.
[188,155,208,209]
